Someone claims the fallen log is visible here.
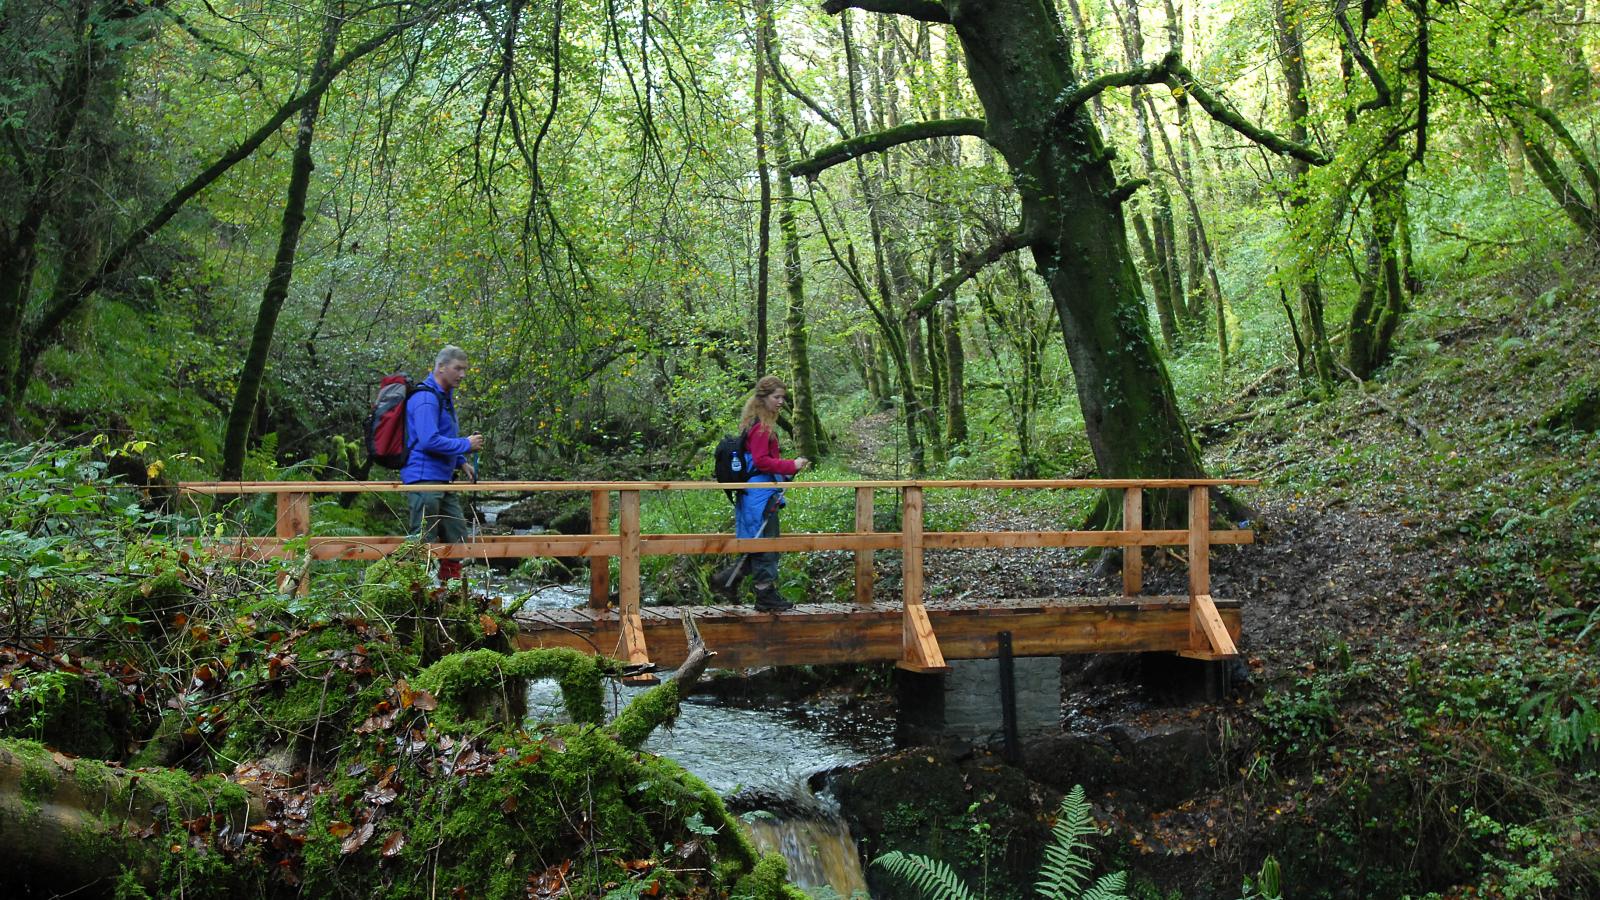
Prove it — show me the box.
[0,739,264,892]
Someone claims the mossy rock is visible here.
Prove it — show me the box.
[297,715,764,897]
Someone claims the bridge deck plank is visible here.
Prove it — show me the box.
[510,596,1240,669]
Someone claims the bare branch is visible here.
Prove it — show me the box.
[1049,50,1329,166]
[1334,0,1392,113]
[910,227,1038,314]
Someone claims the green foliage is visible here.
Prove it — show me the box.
[874,851,979,900]
[1035,787,1128,900]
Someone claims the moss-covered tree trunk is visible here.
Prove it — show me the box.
[754,0,774,378]
[1346,182,1407,378]
[1273,0,1337,386]
[220,1,343,480]
[765,16,828,459]
[0,0,130,425]
[942,0,1207,489]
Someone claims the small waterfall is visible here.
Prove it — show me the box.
[742,799,870,897]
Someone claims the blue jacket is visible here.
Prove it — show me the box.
[400,373,470,483]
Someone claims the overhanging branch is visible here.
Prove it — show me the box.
[821,0,950,23]
[789,116,987,179]
[1049,50,1329,167]
[910,226,1038,314]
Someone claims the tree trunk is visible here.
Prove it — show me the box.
[842,11,925,473]
[1110,0,1184,348]
[945,0,1208,495]
[0,0,116,423]
[765,11,827,459]
[221,3,344,480]
[1132,211,1179,348]
[0,739,263,893]
[1273,0,1337,385]
[754,0,773,377]
[935,31,969,447]
[1346,183,1406,377]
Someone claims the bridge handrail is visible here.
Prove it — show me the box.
[177,477,1255,675]
[179,477,1258,493]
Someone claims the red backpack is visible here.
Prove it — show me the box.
[365,375,440,470]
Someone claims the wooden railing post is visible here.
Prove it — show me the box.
[1122,487,1143,597]
[1187,485,1210,599]
[854,487,875,606]
[1186,484,1237,657]
[276,492,310,596]
[899,486,947,671]
[617,490,654,680]
[589,489,611,609]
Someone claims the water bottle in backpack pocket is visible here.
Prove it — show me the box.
[713,430,752,503]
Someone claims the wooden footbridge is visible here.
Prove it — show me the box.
[180,479,1254,680]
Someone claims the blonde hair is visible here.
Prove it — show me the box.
[739,375,788,434]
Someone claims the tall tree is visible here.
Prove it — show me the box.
[1108,0,1184,351]
[221,0,346,479]
[763,2,827,458]
[754,0,774,377]
[1271,0,1336,385]
[806,0,1323,507]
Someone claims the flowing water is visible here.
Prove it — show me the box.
[500,579,883,897]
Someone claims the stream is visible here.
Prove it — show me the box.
[500,578,883,898]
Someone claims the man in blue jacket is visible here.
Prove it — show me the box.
[401,345,484,585]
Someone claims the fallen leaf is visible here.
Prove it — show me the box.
[380,830,407,858]
[341,821,375,855]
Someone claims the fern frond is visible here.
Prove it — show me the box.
[1035,785,1098,897]
[1078,870,1128,900]
[872,850,979,900]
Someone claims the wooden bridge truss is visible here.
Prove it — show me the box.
[180,479,1254,680]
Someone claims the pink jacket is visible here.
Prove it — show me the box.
[746,421,799,477]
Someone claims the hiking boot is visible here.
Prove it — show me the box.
[752,582,793,612]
